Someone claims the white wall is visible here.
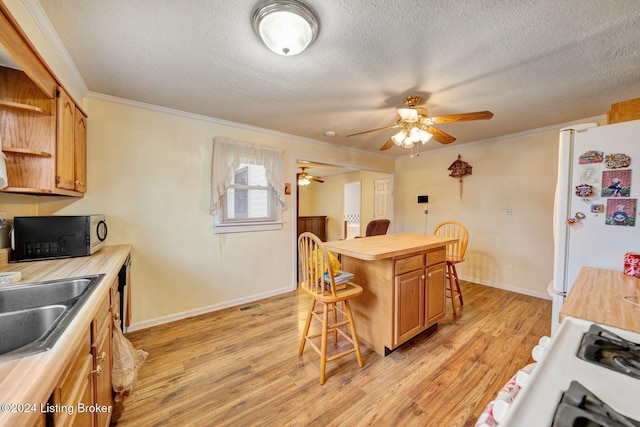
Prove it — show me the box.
[0,96,394,327]
[395,131,559,297]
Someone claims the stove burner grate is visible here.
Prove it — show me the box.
[552,381,640,427]
[577,325,640,379]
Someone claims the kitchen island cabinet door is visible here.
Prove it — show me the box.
[425,262,446,325]
[394,269,425,346]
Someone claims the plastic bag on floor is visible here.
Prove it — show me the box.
[112,314,148,402]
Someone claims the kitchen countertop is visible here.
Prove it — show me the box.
[560,266,640,333]
[324,233,457,260]
[0,244,131,427]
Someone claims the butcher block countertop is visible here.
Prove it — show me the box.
[0,244,131,427]
[560,266,640,334]
[324,233,458,260]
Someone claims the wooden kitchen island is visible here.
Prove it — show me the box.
[324,233,457,356]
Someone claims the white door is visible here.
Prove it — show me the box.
[374,176,393,230]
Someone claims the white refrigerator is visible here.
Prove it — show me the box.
[551,119,640,335]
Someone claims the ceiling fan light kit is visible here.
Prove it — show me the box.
[297,167,323,185]
[252,0,319,56]
[298,177,310,186]
[347,95,494,154]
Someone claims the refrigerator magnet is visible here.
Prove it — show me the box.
[575,183,594,198]
[578,150,604,164]
[604,153,631,169]
[591,204,604,213]
[601,169,631,197]
[605,199,636,226]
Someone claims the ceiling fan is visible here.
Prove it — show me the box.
[297,167,324,185]
[347,96,494,151]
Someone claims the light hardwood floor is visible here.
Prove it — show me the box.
[110,281,551,427]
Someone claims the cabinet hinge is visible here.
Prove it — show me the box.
[55,175,61,184]
[56,88,60,98]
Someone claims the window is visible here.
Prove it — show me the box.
[211,138,285,233]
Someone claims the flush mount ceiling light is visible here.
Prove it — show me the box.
[252,0,319,56]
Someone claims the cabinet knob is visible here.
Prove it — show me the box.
[98,351,107,362]
[421,274,426,279]
[91,365,103,375]
[427,273,432,278]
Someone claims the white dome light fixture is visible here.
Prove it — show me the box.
[252,0,319,56]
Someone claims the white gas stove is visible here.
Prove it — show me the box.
[501,316,640,426]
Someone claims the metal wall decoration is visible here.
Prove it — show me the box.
[448,154,472,181]
[448,154,472,197]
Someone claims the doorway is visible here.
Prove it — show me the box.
[343,181,361,239]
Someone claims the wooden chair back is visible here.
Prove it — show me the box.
[433,221,469,262]
[364,219,390,236]
[298,232,339,298]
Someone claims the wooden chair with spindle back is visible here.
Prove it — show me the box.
[297,232,364,384]
[433,221,469,315]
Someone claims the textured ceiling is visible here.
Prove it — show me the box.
[35,0,640,157]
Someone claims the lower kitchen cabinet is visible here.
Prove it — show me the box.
[425,262,447,324]
[47,330,95,426]
[393,249,447,349]
[394,269,425,346]
[47,285,115,426]
[92,285,114,427]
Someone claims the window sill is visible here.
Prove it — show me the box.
[213,221,283,234]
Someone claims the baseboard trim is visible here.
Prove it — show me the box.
[128,277,550,332]
[126,285,295,332]
[460,275,552,300]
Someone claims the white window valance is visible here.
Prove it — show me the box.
[210,137,285,215]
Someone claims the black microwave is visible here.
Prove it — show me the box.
[12,215,108,261]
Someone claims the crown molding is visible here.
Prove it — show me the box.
[86,91,392,161]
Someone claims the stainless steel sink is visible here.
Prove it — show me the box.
[0,278,93,313]
[0,305,66,355]
[0,274,105,360]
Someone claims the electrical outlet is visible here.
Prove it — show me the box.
[505,207,512,215]
[0,211,6,221]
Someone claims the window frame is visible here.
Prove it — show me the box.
[211,139,285,234]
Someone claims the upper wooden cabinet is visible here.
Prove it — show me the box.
[0,3,87,197]
[56,87,87,193]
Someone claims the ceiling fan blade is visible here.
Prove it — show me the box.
[425,126,457,144]
[379,138,394,151]
[429,111,494,124]
[309,176,324,183]
[346,124,401,137]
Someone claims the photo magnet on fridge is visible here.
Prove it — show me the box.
[606,199,636,226]
[601,169,631,197]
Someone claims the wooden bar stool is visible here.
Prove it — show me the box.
[433,221,469,315]
[297,232,364,384]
